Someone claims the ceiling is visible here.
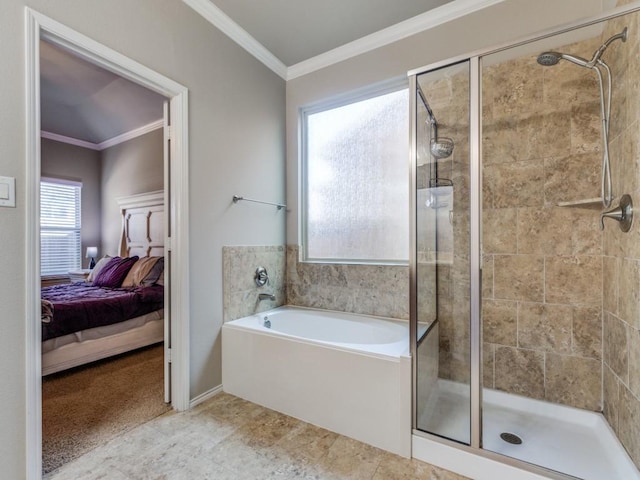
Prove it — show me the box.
[40,41,165,147]
[211,0,455,66]
[40,0,458,146]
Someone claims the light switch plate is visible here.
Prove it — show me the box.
[0,176,16,207]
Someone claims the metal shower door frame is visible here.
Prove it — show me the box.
[408,1,640,478]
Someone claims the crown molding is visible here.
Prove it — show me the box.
[183,0,509,81]
[97,119,163,150]
[40,131,100,150]
[182,0,288,79]
[41,119,164,151]
[286,0,508,80]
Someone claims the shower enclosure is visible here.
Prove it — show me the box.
[410,4,640,480]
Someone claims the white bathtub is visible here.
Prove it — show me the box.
[222,306,412,457]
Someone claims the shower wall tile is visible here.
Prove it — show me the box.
[517,207,570,255]
[285,246,409,320]
[482,255,494,299]
[482,208,517,254]
[571,306,602,360]
[629,327,640,398]
[604,365,621,434]
[603,218,625,258]
[490,57,544,120]
[544,255,602,305]
[619,258,640,328]
[543,153,601,206]
[604,313,629,384]
[570,102,601,155]
[603,256,619,316]
[544,354,602,411]
[222,245,286,322]
[483,342,495,389]
[516,207,599,256]
[517,303,572,354]
[618,127,640,198]
[494,346,545,400]
[525,112,572,161]
[482,299,517,346]
[486,161,544,209]
[482,118,522,165]
[619,385,640,467]
[493,255,544,302]
[542,47,600,109]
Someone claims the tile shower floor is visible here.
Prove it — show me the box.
[45,392,467,480]
[418,380,640,480]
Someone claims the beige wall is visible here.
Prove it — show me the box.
[100,129,164,256]
[40,138,102,269]
[0,1,285,476]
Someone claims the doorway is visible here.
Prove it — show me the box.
[25,8,190,478]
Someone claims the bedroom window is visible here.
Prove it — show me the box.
[301,82,409,264]
[40,178,82,277]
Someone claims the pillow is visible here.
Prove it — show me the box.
[121,256,163,287]
[156,270,164,287]
[86,255,112,282]
[141,257,164,287]
[92,256,139,288]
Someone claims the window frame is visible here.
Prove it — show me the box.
[299,78,410,266]
[40,176,83,278]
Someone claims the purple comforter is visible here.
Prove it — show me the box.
[41,283,164,341]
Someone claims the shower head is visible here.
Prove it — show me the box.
[537,51,590,68]
[537,51,562,66]
[538,27,628,69]
[430,137,454,159]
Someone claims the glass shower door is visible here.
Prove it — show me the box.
[414,61,472,445]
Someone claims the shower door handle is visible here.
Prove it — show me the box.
[599,194,633,232]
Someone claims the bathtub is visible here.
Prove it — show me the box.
[222,306,412,457]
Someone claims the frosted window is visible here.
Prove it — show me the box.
[304,88,409,263]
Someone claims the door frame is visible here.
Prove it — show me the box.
[25,8,191,478]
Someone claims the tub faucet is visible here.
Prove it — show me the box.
[258,293,275,301]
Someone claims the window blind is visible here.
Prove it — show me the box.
[40,179,82,276]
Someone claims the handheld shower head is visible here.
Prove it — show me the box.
[537,52,562,66]
[537,51,590,68]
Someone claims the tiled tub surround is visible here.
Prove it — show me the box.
[285,245,409,320]
[222,245,285,322]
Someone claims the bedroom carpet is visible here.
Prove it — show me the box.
[42,344,170,474]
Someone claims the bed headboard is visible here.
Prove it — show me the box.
[117,190,165,258]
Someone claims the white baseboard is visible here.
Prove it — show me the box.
[189,384,223,409]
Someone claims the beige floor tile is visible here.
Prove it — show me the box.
[48,393,470,480]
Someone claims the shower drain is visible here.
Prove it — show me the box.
[500,432,523,445]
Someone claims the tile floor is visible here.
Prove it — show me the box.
[45,393,468,480]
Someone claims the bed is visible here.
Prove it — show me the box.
[41,191,166,376]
